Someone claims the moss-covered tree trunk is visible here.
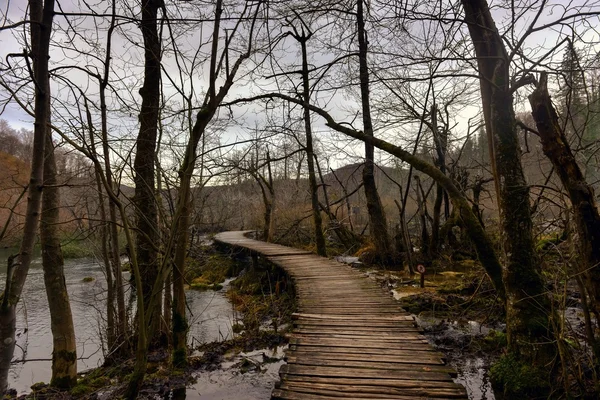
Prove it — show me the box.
[529,73,600,356]
[41,134,77,388]
[357,0,393,263]
[461,0,554,362]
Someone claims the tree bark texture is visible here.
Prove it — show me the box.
[133,0,162,346]
[0,0,54,393]
[529,73,600,352]
[99,0,127,349]
[357,0,393,263]
[299,34,327,256]
[430,105,447,255]
[127,0,161,396]
[462,0,553,359]
[41,135,77,388]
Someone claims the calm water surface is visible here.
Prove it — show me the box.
[0,249,239,394]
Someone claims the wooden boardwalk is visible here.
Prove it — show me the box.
[215,231,468,399]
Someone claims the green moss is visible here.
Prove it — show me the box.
[82,276,94,283]
[482,330,507,351]
[70,384,93,396]
[490,353,550,397]
[185,252,241,287]
[30,382,47,391]
[173,348,187,368]
[50,374,76,390]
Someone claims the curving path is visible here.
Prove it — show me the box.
[215,231,468,399]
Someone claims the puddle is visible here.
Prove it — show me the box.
[416,316,498,399]
[175,346,286,399]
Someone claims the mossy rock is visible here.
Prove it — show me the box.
[71,383,93,396]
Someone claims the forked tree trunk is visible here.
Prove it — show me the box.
[529,73,600,356]
[41,134,77,388]
[462,0,553,362]
[0,0,54,394]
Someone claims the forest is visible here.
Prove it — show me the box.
[1,0,600,399]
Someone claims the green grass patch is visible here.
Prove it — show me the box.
[61,240,96,259]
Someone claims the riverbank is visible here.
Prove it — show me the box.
[3,241,294,399]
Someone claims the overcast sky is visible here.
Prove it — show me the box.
[1,0,599,172]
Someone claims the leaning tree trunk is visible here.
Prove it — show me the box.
[41,133,77,388]
[0,0,54,394]
[357,0,393,263]
[529,73,600,357]
[462,0,553,362]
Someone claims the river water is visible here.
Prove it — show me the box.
[0,249,241,395]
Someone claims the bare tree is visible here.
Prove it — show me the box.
[0,0,55,393]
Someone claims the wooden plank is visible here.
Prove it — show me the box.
[279,381,468,398]
[271,389,434,400]
[293,319,415,328]
[292,313,413,321]
[286,351,445,365]
[288,345,444,358]
[284,356,453,373]
[293,325,421,334]
[281,375,463,390]
[279,364,453,382]
[289,337,433,350]
[287,333,426,342]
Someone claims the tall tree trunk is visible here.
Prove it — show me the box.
[297,32,327,256]
[529,73,600,356]
[170,0,258,366]
[0,0,54,394]
[41,134,77,388]
[414,176,430,257]
[462,0,553,361]
[85,97,116,353]
[430,104,448,255]
[99,0,127,348]
[134,0,162,347]
[126,0,162,395]
[357,0,393,263]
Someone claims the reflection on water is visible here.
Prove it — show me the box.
[187,278,238,345]
[1,254,107,394]
[416,316,496,400]
[0,250,239,395]
[182,346,286,400]
[454,357,495,400]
